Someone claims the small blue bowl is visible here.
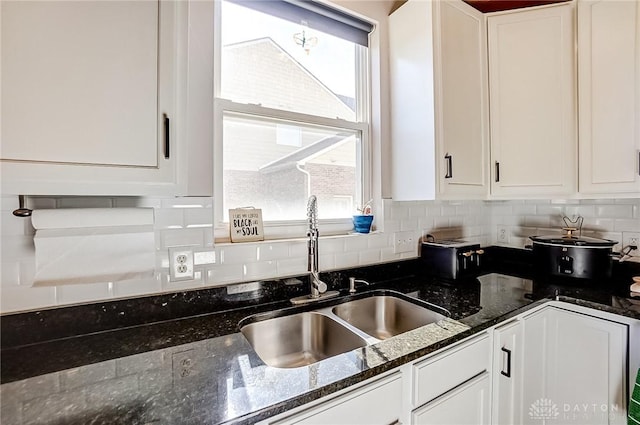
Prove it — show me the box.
[353,215,374,233]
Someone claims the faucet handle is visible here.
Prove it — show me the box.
[317,280,327,294]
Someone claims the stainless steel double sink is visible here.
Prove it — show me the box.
[240,291,449,368]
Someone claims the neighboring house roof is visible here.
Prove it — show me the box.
[259,133,355,173]
[223,37,356,116]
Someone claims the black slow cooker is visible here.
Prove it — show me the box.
[529,234,618,280]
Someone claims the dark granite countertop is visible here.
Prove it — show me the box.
[2,252,640,425]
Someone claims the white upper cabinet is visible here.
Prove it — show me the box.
[389,0,436,201]
[434,0,490,199]
[0,0,213,196]
[488,4,577,197]
[577,0,640,196]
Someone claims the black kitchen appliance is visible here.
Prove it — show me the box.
[529,234,617,280]
[529,215,618,281]
[421,239,484,280]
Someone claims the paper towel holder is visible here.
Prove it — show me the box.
[13,195,32,217]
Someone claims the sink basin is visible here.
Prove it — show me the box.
[241,312,367,368]
[332,295,447,340]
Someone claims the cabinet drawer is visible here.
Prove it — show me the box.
[413,333,490,407]
[272,372,403,425]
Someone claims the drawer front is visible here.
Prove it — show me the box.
[272,372,403,425]
[413,333,490,407]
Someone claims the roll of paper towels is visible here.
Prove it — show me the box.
[32,208,156,286]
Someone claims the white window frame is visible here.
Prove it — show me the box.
[212,0,373,242]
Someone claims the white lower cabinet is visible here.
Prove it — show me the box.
[493,305,631,425]
[412,372,491,425]
[492,320,524,424]
[269,372,403,425]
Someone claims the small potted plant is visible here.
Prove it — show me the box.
[353,199,374,234]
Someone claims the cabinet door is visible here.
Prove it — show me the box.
[488,4,577,197]
[0,0,188,196]
[578,0,640,195]
[412,372,491,425]
[522,307,628,425]
[272,372,403,425]
[389,0,436,201]
[492,320,523,425]
[434,0,489,199]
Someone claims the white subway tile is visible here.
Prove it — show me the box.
[358,250,380,265]
[194,250,216,265]
[220,244,257,264]
[614,198,640,205]
[276,257,307,277]
[319,237,346,254]
[287,240,308,257]
[418,216,434,230]
[154,209,184,229]
[380,247,401,262]
[160,228,205,249]
[162,271,205,291]
[512,205,537,215]
[448,217,464,228]
[207,264,243,285]
[565,205,596,218]
[184,208,214,227]
[203,227,214,248]
[524,215,550,228]
[440,206,456,216]
[243,261,277,280]
[161,197,213,209]
[318,254,335,271]
[384,220,401,233]
[614,219,640,232]
[344,235,368,252]
[400,218,419,231]
[408,205,426,217]
[433,216,449,228]
[334,252,359,269]
[57,282,112,306]
[595,205,634,219]
[0,286,57,313]
[114,277,162,298]
[367,233,391,250]
[391,205,410,219]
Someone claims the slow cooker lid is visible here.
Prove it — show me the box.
[530,235,617,247]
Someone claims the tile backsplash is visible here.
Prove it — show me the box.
[1,195,638,313]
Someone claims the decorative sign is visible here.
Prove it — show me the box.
[229,208,264,242]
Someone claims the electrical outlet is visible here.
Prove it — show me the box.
[623,232,640,256]
[169,247,194,281]
[394,231,415,254]
[497,225,509,244]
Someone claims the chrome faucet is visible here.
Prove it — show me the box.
[306,195,327,297]
[290,195,339,305]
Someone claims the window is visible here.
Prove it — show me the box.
[214,0,373,237]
